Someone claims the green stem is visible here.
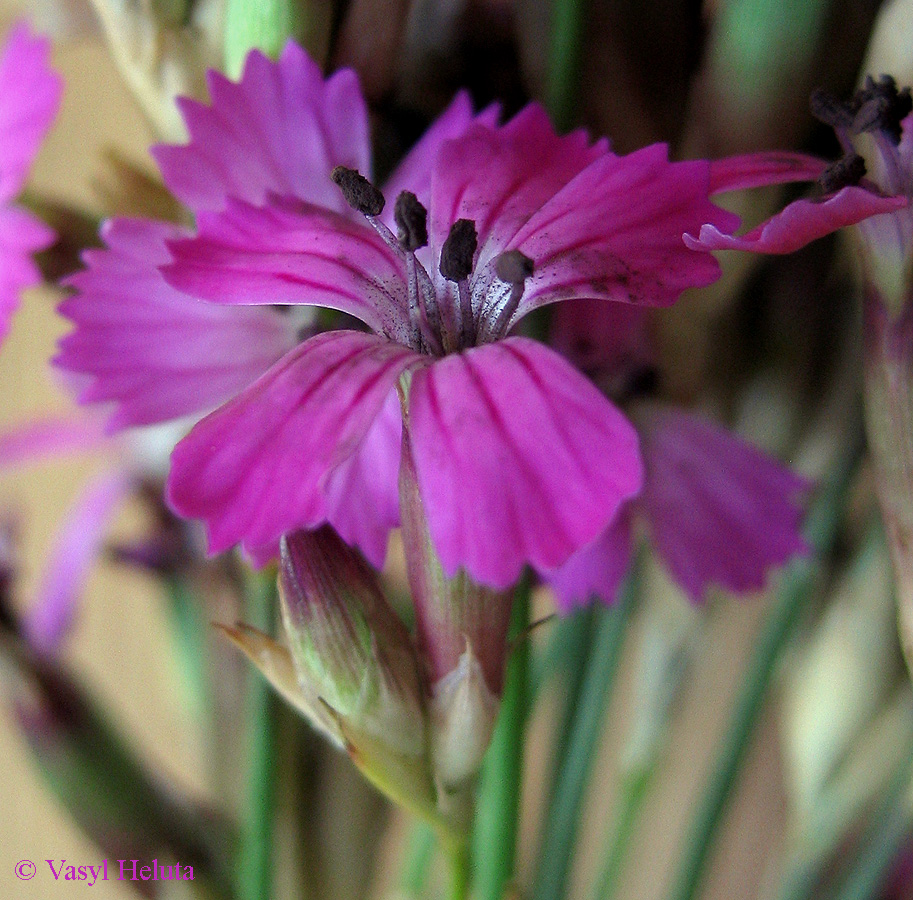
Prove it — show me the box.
[532,575,639,900]
[400,823,437,897]
[236,571,280,900]
[164,575,210,718]
[828,751,913,900]
[224,0,304,76]
[472,580,532,900]
[668,431,866,900]
[546,0,588,131]
[592,764,655,900]
[447,841,472,900]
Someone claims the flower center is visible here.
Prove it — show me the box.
[332,166,533,356]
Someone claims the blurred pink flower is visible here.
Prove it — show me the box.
[0,22,61,344]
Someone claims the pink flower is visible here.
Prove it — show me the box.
[545,302,810,608]
[684,84,910,255]
[56,44,877,591]
[0,22,61,345]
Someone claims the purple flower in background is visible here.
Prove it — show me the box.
[0,22,61,345]
[545,301,810,608]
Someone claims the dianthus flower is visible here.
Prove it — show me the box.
[0,22,61,344]
[56,44,904,591]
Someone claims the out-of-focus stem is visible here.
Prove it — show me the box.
[471,581,531,900]
[236,570,280,900]
[668,430,865,900]
[863,296,913,675]
[546,0,587,131]
[532,575,639,900]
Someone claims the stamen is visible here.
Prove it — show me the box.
[495,250,534,284]
[394,192,428,251]
[331,166,385,216]
[810,89,855,130]
[440,219,478,349]
[482,250,534,342]
[817,153,866,194]
[439,219,477,282]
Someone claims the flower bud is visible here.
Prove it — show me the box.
[276,528,447,825]
[429,642,500,790]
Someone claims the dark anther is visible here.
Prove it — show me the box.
[810,88,855,130]
[494,250,534,284]
[851,75,912,145]
[331,166,385,216]
[439,219,478,282]
[817,153,866,194]
[394,192,428,250]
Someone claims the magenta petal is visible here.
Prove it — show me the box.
[56,218,297,430]
[381,92,500,213]
[0,22,61,202]
[167,331,422,557]
[429,105,607,271]
[323,387,402,567]
[153,43,370,214]
[23,471,132,653]
[508,146,739,319]
[542,513,633,612]
[708,152,827,194]
[408,337,642,589]
[163,197,410,338]
[0,204,55,343]
[637,405,810,602]
[684,186,908,254]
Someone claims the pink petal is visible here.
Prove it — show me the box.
[56,218,297,430]
[23,470,132,653]
[0,22,61,201]
[153,43,370,214]
[429,104,608,275]
[167,330,422,558]
[0,414,108,467]
[708,152,828,194]
[549,298,654,385]
[506,145,739,320]
[684,186,908,254]
[163,197,410,339]
[381,92,500,213]
[636,405,810,602]
[408,337,642,589]
[323,387,402,568]
[0,203,55,343]
[542,513,633,612]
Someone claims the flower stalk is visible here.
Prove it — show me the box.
[668,428,865,900]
